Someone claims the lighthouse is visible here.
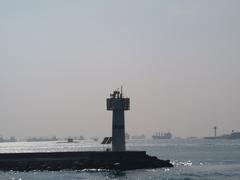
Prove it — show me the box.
[214,126,217,137]
[107,87,130,151]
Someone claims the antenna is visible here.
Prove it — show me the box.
[120,86,123,98]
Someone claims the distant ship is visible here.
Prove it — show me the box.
[152,132,172,139]
[0,136,16,143]
[131,134,146,140]
[92,137,98,141]
[204,130,240,139]
[27,136,57,142]
[67,138,74,143]
[125,133,130,140]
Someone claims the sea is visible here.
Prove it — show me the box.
[0,138,239,180]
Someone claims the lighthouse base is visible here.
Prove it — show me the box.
[0,151,173,171]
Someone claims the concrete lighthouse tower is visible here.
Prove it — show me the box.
[107,87,130,151]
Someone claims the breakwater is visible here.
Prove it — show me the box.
[0,151,173,171]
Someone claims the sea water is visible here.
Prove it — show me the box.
[0,139,239,180]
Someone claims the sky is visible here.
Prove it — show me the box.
[0,0,240,139]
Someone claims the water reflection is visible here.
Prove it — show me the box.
[105,170,126,179]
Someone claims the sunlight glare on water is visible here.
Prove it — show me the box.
[0,139,240,180]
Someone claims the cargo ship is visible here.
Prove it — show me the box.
[152,132,172,139]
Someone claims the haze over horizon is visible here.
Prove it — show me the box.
[1,0,240,139]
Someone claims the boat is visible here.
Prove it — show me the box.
[152,132,172,139]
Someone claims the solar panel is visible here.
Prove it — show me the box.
[101,137,108,144]
[105,137,112,144]
[101,137,112,144]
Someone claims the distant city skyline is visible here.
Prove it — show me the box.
[1,0,240,138]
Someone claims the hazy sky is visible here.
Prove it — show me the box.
[1,0,240,138]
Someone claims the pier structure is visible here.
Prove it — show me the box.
[107,87,129,151]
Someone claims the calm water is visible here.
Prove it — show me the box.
[0,139,239,180]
